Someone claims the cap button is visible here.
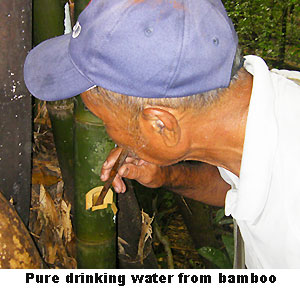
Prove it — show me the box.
[144,27,154,37]
[72,21,82,38]
[213,37,219,46]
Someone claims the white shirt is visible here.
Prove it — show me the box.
[218,55,300,268]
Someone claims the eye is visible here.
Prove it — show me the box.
[83,104,90,112]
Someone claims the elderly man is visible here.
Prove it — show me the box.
[24,0,300,268]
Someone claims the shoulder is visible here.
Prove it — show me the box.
[271,68,300,86]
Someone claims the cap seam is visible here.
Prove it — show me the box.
[102,2,134,46]
[67,49,95,87]
[164,0,187,97]
[69,1,134,89]
[206,0,237,86]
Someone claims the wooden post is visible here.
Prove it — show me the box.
[0,0,32,225]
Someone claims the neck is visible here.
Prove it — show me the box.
[185,69,253,176]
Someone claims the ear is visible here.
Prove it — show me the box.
[139,107,181,147]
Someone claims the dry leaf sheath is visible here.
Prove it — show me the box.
[137,210,154,264]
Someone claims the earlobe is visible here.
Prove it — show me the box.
[140,107,181,147]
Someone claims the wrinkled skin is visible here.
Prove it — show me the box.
[81,69,252,207]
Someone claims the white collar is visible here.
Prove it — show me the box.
[225,55,278,222]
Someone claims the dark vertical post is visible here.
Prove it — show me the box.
[0,1,32,225]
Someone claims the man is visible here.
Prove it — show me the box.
[24,0,300,268]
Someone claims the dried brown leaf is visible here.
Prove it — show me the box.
[61,200,73,243]
[44,163,61,175]
[137,210,154,264]
[63,256,77,269]
[46,243,58,265]
[118,237,129,255]
[39,185,59,226]
[32,171,61,186]
[56,181,64,195]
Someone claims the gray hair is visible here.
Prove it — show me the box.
[91,47,244,115]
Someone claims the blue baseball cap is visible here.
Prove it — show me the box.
[24,0,238,101]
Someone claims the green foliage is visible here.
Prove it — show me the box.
[213,208,233,225]
[197,208,234,269]
[198,234,234,269]
[223,0,300,68]
[198,245,230,269]
[213,208,225,224]
[222,234,234,263]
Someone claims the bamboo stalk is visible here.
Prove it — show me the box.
[74,0,90,21]
[46,100,75,206]
[33,0,65,45]
[74,97,116,268]
[33,0,76,206]
[32,0,64,119]
[71,0,117,269]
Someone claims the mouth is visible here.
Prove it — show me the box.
[127,149,139,159]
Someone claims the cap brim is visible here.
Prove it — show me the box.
[24,33,94,101]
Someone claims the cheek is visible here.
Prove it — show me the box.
[105,127,135,149]
[134,143,174,166]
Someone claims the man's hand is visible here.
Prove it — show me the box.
[101,147,229,207]
[100,147,165,193]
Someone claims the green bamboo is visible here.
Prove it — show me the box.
[33,0,65,45]
[74,0,90,21]
[32,0,63,120]
[33,0,75,206]
[74,97,116,268]
[46,100,75,206]
[72,0,117,269]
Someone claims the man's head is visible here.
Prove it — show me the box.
[24,0,242,165]
[80,60,249,166]
[79,44,243,156]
